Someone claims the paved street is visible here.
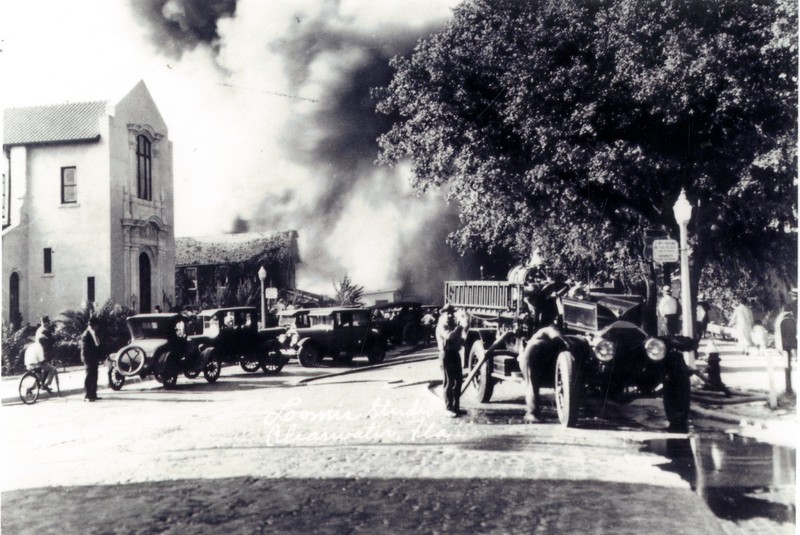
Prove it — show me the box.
[1,346,793,534]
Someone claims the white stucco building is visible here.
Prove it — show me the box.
[2,81,175,326]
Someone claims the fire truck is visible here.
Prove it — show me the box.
[444,265,694,430]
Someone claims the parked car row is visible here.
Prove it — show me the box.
[106,301,434,391]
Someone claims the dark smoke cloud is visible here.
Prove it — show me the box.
[274,25,430,222]
[256,19,486,300]
[129,0,508,301]
[129,0,237,56]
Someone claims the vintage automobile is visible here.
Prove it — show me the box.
[445,266,694,431]
[284,307,386,367]
[107,313,221,390]
[190,307,288,375]
[370,301,424,346]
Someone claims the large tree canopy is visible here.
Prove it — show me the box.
[376,0,797,309]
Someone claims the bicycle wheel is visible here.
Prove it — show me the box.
[19,372,40,405]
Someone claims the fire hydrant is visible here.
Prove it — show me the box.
[705,340,725,390]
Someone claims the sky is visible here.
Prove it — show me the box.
[0,0,480,299]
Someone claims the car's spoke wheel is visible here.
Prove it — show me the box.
[19,372,40,404]
[108,367,125,391]
[261,348,285,375]
[204,357,221,383]
[555,351,580,428]
[116,347,146,377]
[298,345,320,368]
[469,340,494,403]
[240,358,261,373]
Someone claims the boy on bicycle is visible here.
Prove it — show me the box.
[24,316,57,392]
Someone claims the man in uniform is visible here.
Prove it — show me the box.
[436,304,468,416]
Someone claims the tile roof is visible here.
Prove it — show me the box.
[176,231,299,266]
[3,101,107,146]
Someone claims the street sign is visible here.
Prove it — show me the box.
[264,287,278,299]
[652,239,679,263]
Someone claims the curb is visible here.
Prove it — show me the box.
[690,400,797,429]
[690,405,754,426]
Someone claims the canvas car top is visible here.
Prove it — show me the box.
[128,313,183,321]
[199,306,257,317]
[370,301,421,310]
[307,307,367,316]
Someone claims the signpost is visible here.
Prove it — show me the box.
[265,287,278,299]
[652,239,679,264]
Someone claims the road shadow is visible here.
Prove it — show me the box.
[1,477,722,534]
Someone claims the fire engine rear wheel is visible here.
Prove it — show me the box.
[240,358,261,373]
[555,351,580,428]
[108,367,125,391]
[262,347,285,375]
[298,345,320,368]
[663,354,691,432]
[469,340,494,403]
[116,347,146,377]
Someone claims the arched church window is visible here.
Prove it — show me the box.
[136,135,152,200]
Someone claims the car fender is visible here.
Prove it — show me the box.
[260,337,282,354]
[464,328,497,368]
[296,337,319,353]
[198,346,216,366]
[466,328,497,350]
[560,334,592,361]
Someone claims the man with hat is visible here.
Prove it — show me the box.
[435,304,468,416]
[657,285,680,336]
[80,315,104,402]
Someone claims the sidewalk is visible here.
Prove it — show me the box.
[1,364,146,405]
[691,338,797,447]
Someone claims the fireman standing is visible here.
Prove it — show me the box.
[436,304,468,416]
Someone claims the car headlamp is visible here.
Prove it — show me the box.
[644,338,667,361]
[594,339,615,362]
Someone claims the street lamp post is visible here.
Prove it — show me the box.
[673,189,695,368]
[258,266,267,329]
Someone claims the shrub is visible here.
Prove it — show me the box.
[1,324,36,375]
[55,299,135,363]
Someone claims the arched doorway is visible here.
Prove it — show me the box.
[139,253,151,313]
[9,272,20,328]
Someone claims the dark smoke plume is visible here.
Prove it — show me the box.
[129,0,237,56]
[257,17,497,300]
